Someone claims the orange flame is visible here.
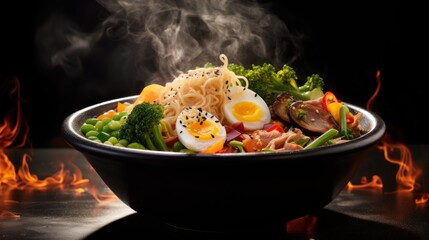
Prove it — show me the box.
[347,71,426,205]
[415,194,429,205]
[377,138,421,192]
[348,175,383,189]
[1,77,116,220]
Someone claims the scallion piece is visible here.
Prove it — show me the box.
[340,106,353,140]
[304,128,339,150]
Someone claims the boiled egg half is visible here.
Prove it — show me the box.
[223,86,271,131]
[176,107,227,153]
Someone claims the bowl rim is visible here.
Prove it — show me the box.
[62,95,386,162]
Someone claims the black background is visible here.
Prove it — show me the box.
[1,0,427,147]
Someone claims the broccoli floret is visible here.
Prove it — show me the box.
[118,102,168,151]
[227,63,325,105]
[298,74,325,92]
[227,63,248,77]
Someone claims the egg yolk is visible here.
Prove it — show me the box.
[231,101,263,122]
[186,120,219,140]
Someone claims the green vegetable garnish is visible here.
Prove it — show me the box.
[118,102,168,151]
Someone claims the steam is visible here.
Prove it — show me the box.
[37,0,302,84]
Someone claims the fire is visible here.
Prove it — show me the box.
[0,77,116,220]
[377,137,421,192]
[415,194,429,205]
[347,175,383,189]
[347,71,427,205]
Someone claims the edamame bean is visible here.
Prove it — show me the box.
[118,139,129,146]
[111,130,119,138]
[102,125,113,133]
[80,124,95,134]
[95,121,104,131]
[127,142,145,149]
[113,111,128,121]
[107,120,121,131]
[102,117,112,125]
[85,118,99,125]
[85,130,99,138]
[107,136,119,145]
[120,116,128,124]
[88,136,99,141]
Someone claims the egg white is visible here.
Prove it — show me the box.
[223,86,271,131]
[175,107,226,152]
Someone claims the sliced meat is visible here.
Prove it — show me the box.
[272,93,295,123]
[289,100,339,134]
[250,129,283,143]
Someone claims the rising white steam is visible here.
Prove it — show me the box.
[36,0,302,85]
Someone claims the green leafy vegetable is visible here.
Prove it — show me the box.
[118,102,168,151]
[214,63,325,105]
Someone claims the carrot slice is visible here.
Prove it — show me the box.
[242,138,268,152]
[97,110,116,120]
[134,84,165,105]
[117,102,127,112]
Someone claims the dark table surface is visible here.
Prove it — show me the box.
[1,146,428,240]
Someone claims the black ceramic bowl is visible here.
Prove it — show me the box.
[62,95,385,231]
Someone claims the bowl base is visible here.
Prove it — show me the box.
[160,216,290,234]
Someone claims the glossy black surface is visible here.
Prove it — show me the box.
[61,96,385,231]
[1,148,428,240]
